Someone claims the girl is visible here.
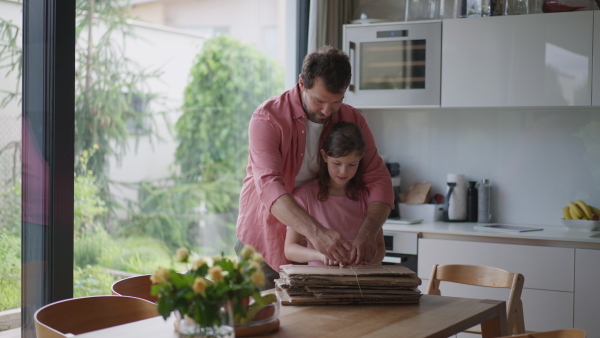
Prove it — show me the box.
[284,121,386,266]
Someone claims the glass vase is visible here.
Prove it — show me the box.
[175,301,234,338]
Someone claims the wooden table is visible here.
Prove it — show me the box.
[75,295,507,338]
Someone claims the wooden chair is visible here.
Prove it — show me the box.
[426,264,526,336]
[503,329,586,338]
[34,295,159,338]
[111,274,158,303]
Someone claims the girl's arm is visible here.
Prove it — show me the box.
[285,229,338,265]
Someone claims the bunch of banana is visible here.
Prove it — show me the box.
[562,200,600,220]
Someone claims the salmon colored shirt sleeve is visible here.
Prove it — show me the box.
[236,84,394,272]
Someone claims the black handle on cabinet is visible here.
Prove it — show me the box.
[349,41,355,92]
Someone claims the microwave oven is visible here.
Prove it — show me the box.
[342,21,442,108]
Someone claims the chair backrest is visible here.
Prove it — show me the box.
[426,264,526,335]
[506,328,587,338]
[34,295,159,338]
[111,274,158,303]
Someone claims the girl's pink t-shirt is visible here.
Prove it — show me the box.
[292,180,368,265]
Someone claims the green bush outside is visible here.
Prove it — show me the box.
[0,228,20,311]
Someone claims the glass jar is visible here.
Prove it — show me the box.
[408,0,441,20]
[504,0,529,14]
[458,0,482,17]
[175,301,234,338]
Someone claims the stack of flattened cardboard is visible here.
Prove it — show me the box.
[275,264,421,305]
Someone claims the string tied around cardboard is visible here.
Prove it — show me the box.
[348,265,396,301]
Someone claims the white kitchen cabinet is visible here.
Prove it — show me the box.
[441,11,593,107]
[418,238,574,331]
[574,248,600,337]
[593,12,600,106]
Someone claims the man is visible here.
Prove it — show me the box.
[236,46,394,288]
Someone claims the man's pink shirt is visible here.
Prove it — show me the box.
[236,84,394,271]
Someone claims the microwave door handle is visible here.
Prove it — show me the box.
[348,41,355,92]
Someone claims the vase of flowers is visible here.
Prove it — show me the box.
[151,245,269,338]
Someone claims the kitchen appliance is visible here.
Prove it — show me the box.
[443,173,467,222]
[382,231,418,273]
[342,20,442,108]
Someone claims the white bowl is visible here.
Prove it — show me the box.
[561,219,600,231]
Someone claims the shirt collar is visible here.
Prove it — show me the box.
[291,83,307,121]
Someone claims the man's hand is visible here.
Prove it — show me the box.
[347,201,390,265]
[309,227,352,264]
[348,227,378,265]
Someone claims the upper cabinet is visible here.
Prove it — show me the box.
[441,11,593,107]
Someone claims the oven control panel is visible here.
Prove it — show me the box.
[382,231,418,255]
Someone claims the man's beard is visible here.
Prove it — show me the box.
[303,102,334,124]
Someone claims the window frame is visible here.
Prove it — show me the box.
[21,0,75,336]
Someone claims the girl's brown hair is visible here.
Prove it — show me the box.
[317,121,365,202]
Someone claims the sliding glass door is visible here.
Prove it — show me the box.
[15,1,292,336]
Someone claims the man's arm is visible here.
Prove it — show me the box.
[271,193,352,264]
[365,228,386,265]
[349,201,390,265]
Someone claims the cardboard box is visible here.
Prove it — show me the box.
[398,203,443,223]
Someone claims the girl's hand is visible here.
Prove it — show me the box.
[320,254,340,266]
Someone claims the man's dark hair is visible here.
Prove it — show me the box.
[317,121,365,202]
[301,46,352,94]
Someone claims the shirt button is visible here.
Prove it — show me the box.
[302,130,305,133]
[301,153,304,156]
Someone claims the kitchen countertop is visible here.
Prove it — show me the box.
[383,220,600,249]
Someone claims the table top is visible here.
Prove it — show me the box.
[74,294,507,338]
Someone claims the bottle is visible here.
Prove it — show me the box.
[477,179,492,223]
[467,181,478,222]
[458,0,468,17]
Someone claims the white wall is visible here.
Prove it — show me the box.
[361,106,600,227]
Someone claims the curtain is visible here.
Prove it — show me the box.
[307,0,354,52]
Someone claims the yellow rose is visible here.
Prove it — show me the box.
[174,248,189,263]
[192,258,207,271]
[150,267,170,284]
[251,252,264,263]
[208,266,224,282]
[251,271,266,287]
[249,261,261,271]
[192,277,207,294]
[240,245,255,260]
